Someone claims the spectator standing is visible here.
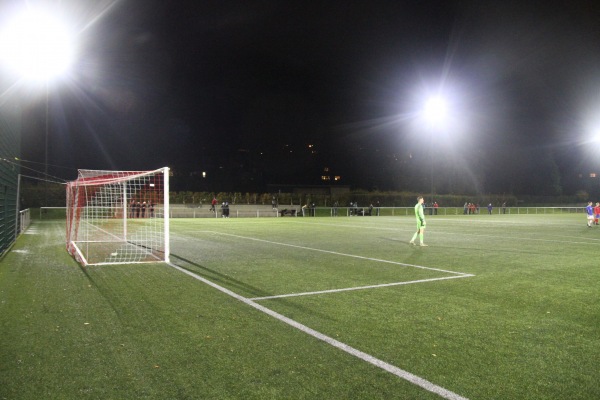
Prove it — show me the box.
[487,203,493,215]
[221,202,230,218]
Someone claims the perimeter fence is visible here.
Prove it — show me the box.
[38,205,588,219]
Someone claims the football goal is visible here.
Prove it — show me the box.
[66,167,170,266]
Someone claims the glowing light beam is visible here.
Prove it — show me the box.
[0,7,75,82]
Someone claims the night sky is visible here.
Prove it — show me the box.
[8,1,600,194]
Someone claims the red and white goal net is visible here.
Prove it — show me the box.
[66,167,170,266]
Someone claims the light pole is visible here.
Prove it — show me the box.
[423,96,448,208]
[0,6,75,204]
[44,84,50,205]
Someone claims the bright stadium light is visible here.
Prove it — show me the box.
[421,94,450,207]
[0,7,75,82]
[423,96,448,128]
[0,5,76,204]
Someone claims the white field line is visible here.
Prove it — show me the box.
[249,274,474,301]
[198,231,472,276]
[167,262,469,400]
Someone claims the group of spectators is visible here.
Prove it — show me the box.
[424,201,440,215]
[463,202,480,215]
[302,203,316,217]
[346,201,381,216]
[209,196,230,217]
[129,200,154,218]
[462,201,508,215]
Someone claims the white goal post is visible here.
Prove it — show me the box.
[66,167,170,266]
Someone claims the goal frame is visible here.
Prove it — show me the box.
[66,167,170,266]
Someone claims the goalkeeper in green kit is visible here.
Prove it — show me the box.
[409,196,428,246]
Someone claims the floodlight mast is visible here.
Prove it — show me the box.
[0,5,75,204]
[423,95,449,205]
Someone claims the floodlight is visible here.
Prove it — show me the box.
[423,96,448,126]
[0,7,74,82]
[419,94,451,204]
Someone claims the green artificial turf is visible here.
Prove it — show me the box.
[1,214,599,399]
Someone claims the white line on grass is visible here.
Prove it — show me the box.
[249,274,474,301]
[167,262,469,400]
[199,231,472,276]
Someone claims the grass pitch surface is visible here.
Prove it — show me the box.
[1,214,599,399]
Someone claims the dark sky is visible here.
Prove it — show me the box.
[9,0,600,194]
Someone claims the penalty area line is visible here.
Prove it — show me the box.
[249,274,475,301]
[167,262,469,400]
[199,230,472,277]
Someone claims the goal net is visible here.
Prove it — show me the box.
[66,167,170,266]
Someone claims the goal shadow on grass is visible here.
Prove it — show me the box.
[169,253,274,299]
[168,253,344,321]
[78,264,137,322]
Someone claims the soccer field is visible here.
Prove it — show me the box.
[1,214,599,399]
